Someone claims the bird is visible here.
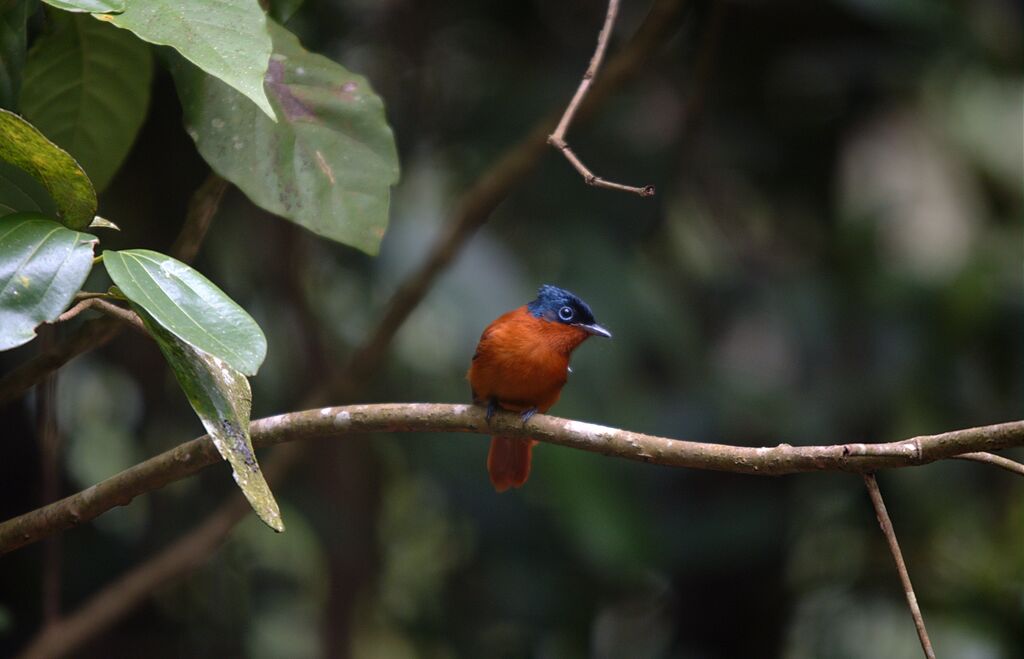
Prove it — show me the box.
[467,284,611,492]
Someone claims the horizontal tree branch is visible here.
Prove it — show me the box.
[1,403,1021,556]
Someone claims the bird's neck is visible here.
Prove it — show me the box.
[535,319,590,357]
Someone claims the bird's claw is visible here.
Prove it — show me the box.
[485,398,498,424]
[520,407,538,424]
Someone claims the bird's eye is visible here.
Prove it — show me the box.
[558,306,574,321]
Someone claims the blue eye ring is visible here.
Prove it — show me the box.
[558,306,574,321]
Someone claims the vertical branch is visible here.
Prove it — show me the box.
[862,474,936,659]
[169,173,228,263]
[36,326,61,625]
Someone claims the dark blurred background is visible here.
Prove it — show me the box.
[1,0,1022,657]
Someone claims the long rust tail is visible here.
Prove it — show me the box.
[487,436,537,492]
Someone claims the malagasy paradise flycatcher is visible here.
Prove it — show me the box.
[468,285,611,492]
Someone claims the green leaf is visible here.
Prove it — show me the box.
[0,0,31,110]
[106,0,274,120]
[171,20,399,255]
[0,108,96,228]
[0,212,97,351]
[41,0,124,12]
[0,159,57,216]
[21,11,153,192]
[136,306,283,533]
[102,249,267,376]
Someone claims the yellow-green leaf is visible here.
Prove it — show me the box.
[136,307,283,532]
[0,109,96,229]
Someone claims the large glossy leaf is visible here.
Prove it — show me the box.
[0,159,57,216]
[136,306,283,532]
[103,0,273,119]
[102,249,266,376]
[171,20,399,255]
[0,0,31,110]
[0,212,97,351]
[21,11,152,192]
[0,109,96,228]
[41,0,124,12]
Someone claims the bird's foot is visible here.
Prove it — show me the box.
[485,398,499,424]
[520,407,538,424]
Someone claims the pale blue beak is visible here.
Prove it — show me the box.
[579,323,612,338]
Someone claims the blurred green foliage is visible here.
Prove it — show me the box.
[1,0,1021,657]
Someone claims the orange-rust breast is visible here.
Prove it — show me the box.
[467,306,590,413]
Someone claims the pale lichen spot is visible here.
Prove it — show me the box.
[334,410,351,426]
[320,407,332,416]
[564,419,608,441]
[211,117,225,130]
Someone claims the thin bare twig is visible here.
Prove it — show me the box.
[53,300,95,325]
[953,451,1024,477]
[863,473,936,659]
[58,299,146,334]
[2,406,1021,557]
[547,0,655,197]
[0,173,229,406]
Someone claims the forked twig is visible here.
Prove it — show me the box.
[863,473,936,659]
[953,451,1024,477]
[547,0,655,197]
